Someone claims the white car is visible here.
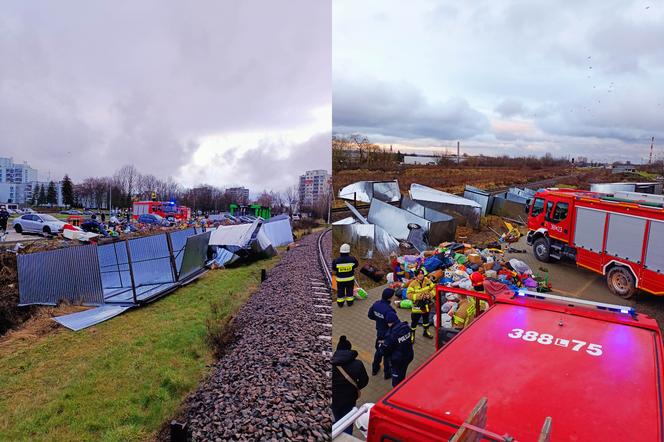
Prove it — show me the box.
[12,213,66,236]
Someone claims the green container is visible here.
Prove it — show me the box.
[356,287,368,299]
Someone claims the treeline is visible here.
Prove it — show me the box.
[34,164,329,216]
[333,134,572,171]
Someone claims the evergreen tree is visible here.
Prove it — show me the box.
[62,174,74,207]
[31,185,39,206]
[38,184,47,205]
[47,181,57,205]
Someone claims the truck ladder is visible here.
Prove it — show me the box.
[450,397,552,442]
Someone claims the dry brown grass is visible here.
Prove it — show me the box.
[0,303,90,354]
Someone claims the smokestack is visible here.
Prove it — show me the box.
[457,141,460,165]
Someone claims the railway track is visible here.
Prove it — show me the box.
[182,229,333,441]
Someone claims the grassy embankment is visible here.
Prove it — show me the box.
[0,255,280,442]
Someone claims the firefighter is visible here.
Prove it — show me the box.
[380,317,414,387]
[332,335,369,435]
[0,205,9,233]
[452,293,477,329]
[368,288,399,378]
[406,268,435,341]
[332,243,359,307]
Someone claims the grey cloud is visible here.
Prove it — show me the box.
[333,76,490,141]
[495,99,525,117]
[0,0,330,183]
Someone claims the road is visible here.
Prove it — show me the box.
[508,235,664,332]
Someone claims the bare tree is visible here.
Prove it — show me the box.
[284,184,299,214]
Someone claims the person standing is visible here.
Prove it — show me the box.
[368,288,398,378]
[332,243,358,307]
[0,205,9,233]
[331,336,368,435]
[380,318,414,387]
[406,268,435,342]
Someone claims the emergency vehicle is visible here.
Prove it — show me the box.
[351,286,664,442]
[526,188,664,299]
[132,201,191,221]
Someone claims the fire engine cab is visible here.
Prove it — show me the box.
[132,201,191,221]
[346,286,664,442]
[526,188,664,298]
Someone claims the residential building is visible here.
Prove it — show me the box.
[226,186,250,205]
[0,156,62,205]
[299,169,331,208]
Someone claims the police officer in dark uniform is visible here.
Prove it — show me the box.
[332,243,359,307]
[0,205,9,233]
[368,288,398,378]
[380,318,415,387]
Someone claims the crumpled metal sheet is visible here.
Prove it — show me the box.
[368,198,430,241]
[345,202,369,224]
[209,219,261,249]
[260,217,294,247]
[332,217,356,225]
[400,197,456,245]
[338,180,401,203]
[409,183,481,229]
[463,185,492,216]
[53,304,133,331]
[332,223,399,258]
[213,248,240,266]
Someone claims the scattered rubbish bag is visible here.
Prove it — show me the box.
[508,258,532,275]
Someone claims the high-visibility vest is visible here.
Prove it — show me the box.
[453,298,477,329]
[406,278,434,314]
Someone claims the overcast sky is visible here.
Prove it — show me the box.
[0,0,330,191]
[333,0,664,163]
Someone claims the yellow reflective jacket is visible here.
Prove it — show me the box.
[406,277,434,314]
[453,297,477,329]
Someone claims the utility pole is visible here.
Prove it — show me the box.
[649,136,655,165]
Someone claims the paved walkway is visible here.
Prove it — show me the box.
[332,284,436,407]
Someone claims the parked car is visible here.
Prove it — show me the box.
[137,214,171,226]
[12,213,66,236]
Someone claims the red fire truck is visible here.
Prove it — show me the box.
[132,201,191,221]
[525,188,664,299]
[359,286,664,442]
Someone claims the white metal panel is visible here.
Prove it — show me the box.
[645,221,664,273]
[605,213,646,263]
[573,207,605,252]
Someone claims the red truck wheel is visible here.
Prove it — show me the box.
[606,266,636,299]
[533,237,550,262]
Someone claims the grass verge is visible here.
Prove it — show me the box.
[0,254,280,442]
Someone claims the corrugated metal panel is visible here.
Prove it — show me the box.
[18,244,104,306]
[169,228,197,272]
[127,234,174,286]
[97,242,130,289]
[179,231,211,281]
